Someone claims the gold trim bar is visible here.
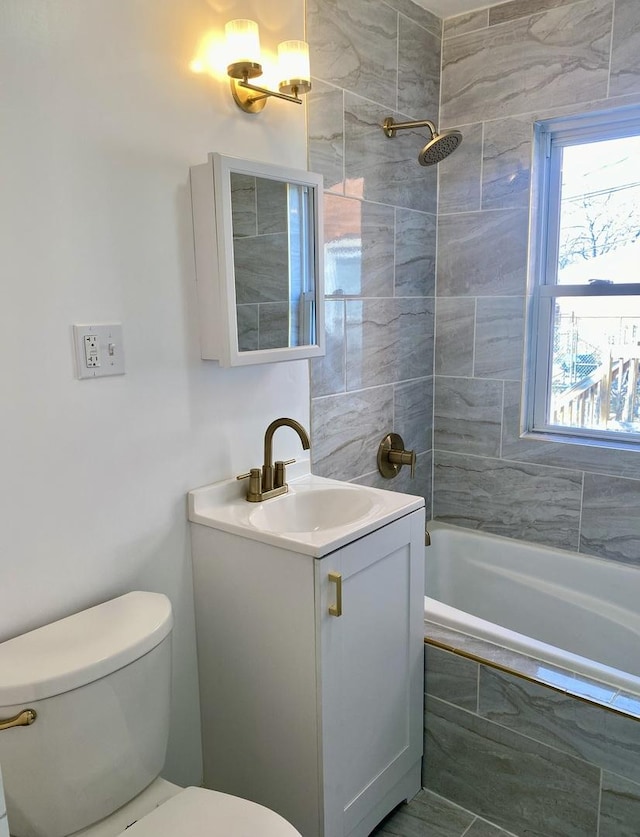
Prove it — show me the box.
[424,635,638,722]
[0,708,37,732]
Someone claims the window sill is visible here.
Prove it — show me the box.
[521,429,640,455]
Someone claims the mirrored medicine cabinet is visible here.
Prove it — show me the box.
[190,153,325,366]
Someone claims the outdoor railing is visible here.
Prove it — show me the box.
[552,348,640,428]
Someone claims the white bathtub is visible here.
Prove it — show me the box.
[424,522,640,695]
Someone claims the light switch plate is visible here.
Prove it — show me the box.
[73,324,125,379]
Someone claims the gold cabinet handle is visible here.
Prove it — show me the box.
[328,571,342,617]
[0,708,37,732]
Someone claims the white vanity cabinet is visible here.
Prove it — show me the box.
[190,493,425,837]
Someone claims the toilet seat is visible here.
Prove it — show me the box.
[120,787,302,836]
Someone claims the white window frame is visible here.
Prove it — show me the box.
[527,107,640,446]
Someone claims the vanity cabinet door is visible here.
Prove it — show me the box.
[316,509,425,837]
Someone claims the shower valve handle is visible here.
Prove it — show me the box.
[388,446,416,478]
[377,432,416,479]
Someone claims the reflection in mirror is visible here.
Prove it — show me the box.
[231,174,317,352]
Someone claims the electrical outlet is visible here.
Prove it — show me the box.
[73,324,125,379]
[84,335,100,368]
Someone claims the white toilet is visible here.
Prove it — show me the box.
[0,592,302,837]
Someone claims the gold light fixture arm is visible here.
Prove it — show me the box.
[231,75,304,113]
[0,708,37,732]
[238,78,303,105]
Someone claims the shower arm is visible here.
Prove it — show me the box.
[382,117,437,138]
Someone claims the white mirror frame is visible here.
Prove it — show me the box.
[190,152,325,367]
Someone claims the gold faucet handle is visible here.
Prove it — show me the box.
[274,458,296,489]
[236,468,262,499]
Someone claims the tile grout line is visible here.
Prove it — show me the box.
[500,379,506,459]
[596,767,603,837]
[605,0,615,100]
[577,470,585,553]
[479,119,486,210]
[433,10,441,522]
[459,818,478,837]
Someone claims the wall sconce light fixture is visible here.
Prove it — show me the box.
[225,19,311,114]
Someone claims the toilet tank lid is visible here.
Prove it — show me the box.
[0,592,173,706]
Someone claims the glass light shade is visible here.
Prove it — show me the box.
[225,19,261,67]
[278,40,311,95]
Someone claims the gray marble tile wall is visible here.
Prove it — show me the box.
[433,0,640,566]
[423,643,640,836]
[307,0,440,505]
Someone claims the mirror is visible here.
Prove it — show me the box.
[190,153,325,367]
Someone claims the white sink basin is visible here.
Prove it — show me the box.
[249,485,377,534]
[188,470,424,557]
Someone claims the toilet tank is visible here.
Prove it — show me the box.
[0,592,173,837]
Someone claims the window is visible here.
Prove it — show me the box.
[528,109,640,444]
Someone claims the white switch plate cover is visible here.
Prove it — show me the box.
[73,324,125,379]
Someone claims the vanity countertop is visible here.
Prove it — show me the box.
[188,467,424,558]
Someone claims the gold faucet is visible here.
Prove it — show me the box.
[237,417,311,502]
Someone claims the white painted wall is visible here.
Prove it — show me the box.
[0,0,308,785]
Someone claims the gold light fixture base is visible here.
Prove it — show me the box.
[230,78,268,113]
[279,78,312,96]
[227,61,262,80]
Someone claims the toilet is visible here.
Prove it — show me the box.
[0,592,301,837]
